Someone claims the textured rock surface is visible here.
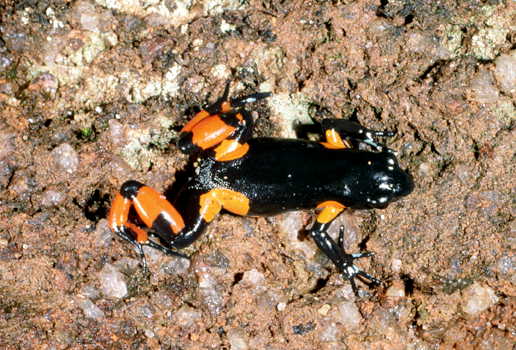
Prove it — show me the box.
[0,0,513,348]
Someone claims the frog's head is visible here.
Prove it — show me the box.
[360,152,413,209]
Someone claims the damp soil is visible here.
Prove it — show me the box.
[0,0,514,349]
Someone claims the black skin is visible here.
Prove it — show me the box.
[170,135,413,295]
[118,91,413,296]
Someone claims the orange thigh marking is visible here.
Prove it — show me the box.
[320,129,351,149]
[190,116,235,150]
[213,139,250,161]
[108,193,130,229]
[133,186,185,233]
[181,110,210,133]
[126,223,149,242]
[316,200,346,224]
[199,188,250,222]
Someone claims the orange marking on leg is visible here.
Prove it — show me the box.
[316,200,346,224]
[214,139,250,161]
[126,223,149,243]
[190,115,236,150]
[108,193,131,229]
[216,188,250,216]
[181,110,210,133]
[199,193,221,223]
[320,129,351,149]
[199,188,250,222]
[220,101,232,113]
[133,186,185,233]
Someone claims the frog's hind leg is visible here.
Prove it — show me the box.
[108,181,189,270]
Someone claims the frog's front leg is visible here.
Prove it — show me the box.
[321,119,395,152]
[177,85,270,161]
[309,201,381,296]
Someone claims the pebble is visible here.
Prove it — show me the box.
[276,302,286,312]
[79,285,100,300]
[162,256,191,275]
[390,258,402,273]
[332,301,362,330]
[279,211,316,259]
[41,189,65,207]
[76,297,104,320]
[51,143,79,175]
[28,73,58,97]
[318,304,331,316]
[319,322,338,342]
[241,269,265,287]
[94,219,112,248]
[461,282,498,316]
[98,263,128,299]
[385,280,406,298]
[496,255,513,276]
[0,80,15,95]
[174,305,201,328]
[470,69,500,104]
[227,328,249,350]
[0,53,13,71]
[108,119,125,146]
[196,265,224,315]
[493,50,516,95]
[73,1,101,32]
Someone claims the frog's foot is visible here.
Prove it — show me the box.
[310,224,381,296]
[336,226,381,295]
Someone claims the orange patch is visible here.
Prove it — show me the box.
[181,110,210,133]
[199,188,250,222]
[190,115,235,150]
[320,129,350,149]
[214,139,250,161]
[134,186,185,233]
[316,200,346,224]
[108,193,130,229]
[126,222,149,243]
[220,101,232,113]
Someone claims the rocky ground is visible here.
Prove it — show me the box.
[0,0,514,349]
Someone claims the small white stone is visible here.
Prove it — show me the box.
[493,50,516,95]
[334,301,362,330]
[391,258,402,273]
[52,143,79,174]
[462,283,498,316]
[98,264,128,299]
[77,297,105,319]
[276,302,286,312]
[386,282,406,298]
[318,304,331,316]
[227,328,249,350]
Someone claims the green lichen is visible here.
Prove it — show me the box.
[490,99,515,125]
[120,116,176,170]
[440,24,463,59]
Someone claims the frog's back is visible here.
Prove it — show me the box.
[193,138,381,215]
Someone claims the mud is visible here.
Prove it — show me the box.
[0,0,514,349]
